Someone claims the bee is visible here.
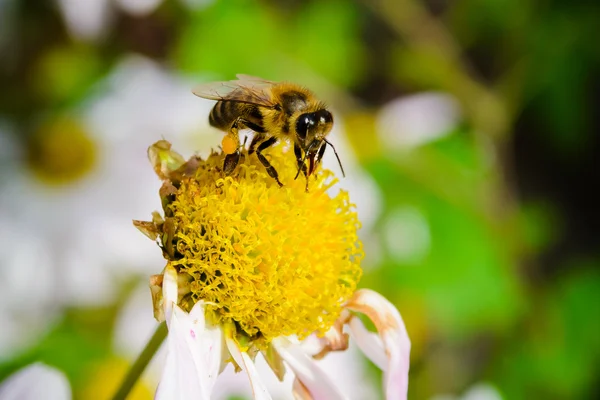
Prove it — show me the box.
[193,74,344,188]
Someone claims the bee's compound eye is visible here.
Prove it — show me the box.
[296,113,315,140]
[316,109,333,125]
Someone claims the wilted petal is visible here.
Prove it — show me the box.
[345,289,410,400]
[272,337,347,400]
[149,274,164,321]
[156,302,222,400]
[225,336,272,400]
[147,140,186,181]
[0,363,71,400]
[132,220,159,241]
[162,264,178,324]
[300,309,351,361]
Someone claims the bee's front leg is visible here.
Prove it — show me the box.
[294,143,309,192]
[256,136,283,187]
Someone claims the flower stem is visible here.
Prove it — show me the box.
[111,322,168,400]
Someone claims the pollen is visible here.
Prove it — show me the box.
[221,135,238,155]
[140,141,363,344]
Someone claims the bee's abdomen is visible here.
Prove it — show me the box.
[209,101,266,133]
[208,101,241,131]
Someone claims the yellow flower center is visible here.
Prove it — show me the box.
[27,117,97,185]
[157,143,363,344]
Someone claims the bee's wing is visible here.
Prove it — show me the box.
[235,74,276,85]
[192,79,276,108]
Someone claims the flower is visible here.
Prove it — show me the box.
[0,55,223,360]
[430,382,503,400]
[55,0,215,42]
[376,92,461,150]
[0,363,71,400]
[135,140,411,399]
[112,283,378,399]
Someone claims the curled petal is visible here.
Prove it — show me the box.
[301,310,350,360]
[0,363,71,400]
[345,289,411,400]
[156,302,222,400]
[272,337,347,400]
[347,316,386,370]
[225,336,272,400]
[133,220,159,240]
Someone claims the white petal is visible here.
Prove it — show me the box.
[347,316,386,370]
[461,382,503,400]
[156,303,222,400]
[225,337,272,400]
[272,337,347,400]
[377,92,460,149]
[55,0,112,41]
[162,265,178,325]
[0,363,71,400]
[345,289,411,400]
[116,0,162,16]
[189,302,222,391]
[292,378,311,400]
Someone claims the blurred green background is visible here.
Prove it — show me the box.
[0,0,598,399]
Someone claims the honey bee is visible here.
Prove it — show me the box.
[193,74,344,188]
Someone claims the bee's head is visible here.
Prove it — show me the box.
[295,109,333,149]
[294,109,343,177]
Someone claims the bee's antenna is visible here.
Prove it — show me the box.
[294,141,318,180]
[324,139,345,178]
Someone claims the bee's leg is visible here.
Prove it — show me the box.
[248,132,265,155]
[223,152,240,175]
[293,143,310,191]
[222,120,242,175]
[293,143,308,178]
[316,142,326,165]
[256,136,283,187]
[223,118,267,175]
[223,117,257,175]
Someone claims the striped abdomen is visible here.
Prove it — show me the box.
[208,101,265,133]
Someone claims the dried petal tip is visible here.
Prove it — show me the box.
[148,140,186,180]
[133,220,159,240]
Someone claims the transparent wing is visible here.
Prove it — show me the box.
[192,78,276,107]
[235,74,276,85]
